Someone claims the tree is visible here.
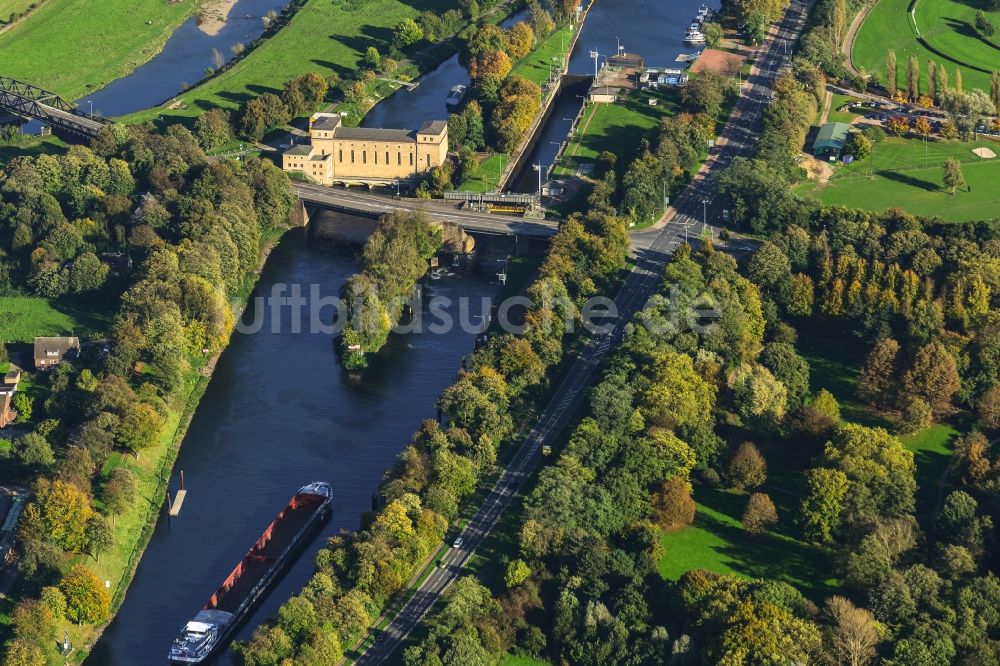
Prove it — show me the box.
[506,22,534,59]
[800,467,848,542]
[193,108,233,150]
[11,598,55,649]
[901,340,959,418]
[886,50,897,98]
[742,492,778,534]
[885,115,909,136]
[12,392,33,422]
[682,71,726,117]
[277,596,318,643]
[747,241,791,289]
[703,21,724,48]
[823,596,882,666]
[914,115,931,138]
[975,10,995,37]
[504,559,531,588]
[363,46,382,70]
[906,56,920,100]
[977,384,1000,431]
[641,350,715,430]
[857,338,899,407]
[823,424,916,520]
[726,442,767,491]
[19,478,93,552]
[2,639,45,666]
[60,564,110,623]
[732,364,788,426]
[118,401,164,457]
[86,515,114,562]
[651,476,696,528]
[394,18,424,49]
[844,132,873,160]
[12,432,53,468]
[992,70,1000,115]
[102,467,137,524]
[942,158,965,195]
[760,342,810,408]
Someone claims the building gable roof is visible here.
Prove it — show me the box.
[813,122,851,152]
[33,336,80,361]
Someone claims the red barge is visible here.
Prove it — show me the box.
[168,482,333,663]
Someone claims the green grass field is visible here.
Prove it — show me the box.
[658,487,838,601]
[0,295,116,342]
[460,152,508,192]
[510,24,575,86]
[827,93,862,124]
[501,656,553,666]
[0,0,198,100]
[0,133,68,164]
[124,0,459,124]
[796,136,1000,221]
[900,422,957,511]
[0,0,40,23]
[852,0,998,94]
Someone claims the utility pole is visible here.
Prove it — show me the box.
[590,50,601,81]
[533,163,546,202]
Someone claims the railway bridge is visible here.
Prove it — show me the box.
[0,76,108,137]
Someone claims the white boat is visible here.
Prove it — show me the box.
[445,84,467,109]
[690,21,702,30]
[697,4,710,17]
[684,30,706,43]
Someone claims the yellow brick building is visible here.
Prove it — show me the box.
[282,113,449,185]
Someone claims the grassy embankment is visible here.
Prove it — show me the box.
[458,24,577,192]
[796,135,1000,221]
[122,0,461,125]
[0,0,40,24]
[0,0,198,100]
[852,0,998,93]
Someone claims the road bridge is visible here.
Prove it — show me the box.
[0,76,108,137]
[293,182,559,238]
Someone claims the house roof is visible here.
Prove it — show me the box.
[285,144,313,156]
[33,336,80,360]
[312,116,342,130]
[417,120,447,136]
[813,122,851,152]
[333,127,417,142]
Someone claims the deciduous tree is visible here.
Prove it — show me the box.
[651,476,696,528]
[726,442,767,491]
[60,564,110,623]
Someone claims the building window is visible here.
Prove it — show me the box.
[397,152,401,165]
[386,151,390,164]
[362,151,367,164]
[339,149,343,162]
[351,150,355,163]
[374,150,378,164]
[409,153,413,166]
[426,155,430,167]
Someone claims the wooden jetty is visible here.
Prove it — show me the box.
[167,471,187,517]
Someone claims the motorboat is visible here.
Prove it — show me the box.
[684,29,706,43]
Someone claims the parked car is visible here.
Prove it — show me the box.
[453,537,464,548]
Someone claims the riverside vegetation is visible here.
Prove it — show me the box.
[0,123,294,663]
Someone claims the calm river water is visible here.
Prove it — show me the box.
[85,0,715,663]
[86,227,495,665]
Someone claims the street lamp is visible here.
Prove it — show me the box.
[590,50,601,80]
[532,163,546,201]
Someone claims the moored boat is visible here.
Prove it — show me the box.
[168,482,333,663]
[446,84,467,109]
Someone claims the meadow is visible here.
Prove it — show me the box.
[796,136,1000,221]
[0,0,198,99]
[124,0,459,124]
[0,295,115,342]
[852,0,998,93]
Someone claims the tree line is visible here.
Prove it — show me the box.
[0,123,293,664]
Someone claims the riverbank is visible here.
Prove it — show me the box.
[0,0,199,100]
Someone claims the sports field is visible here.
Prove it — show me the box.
[125,0,458,124]
[852,0,999,94]
[0,0,198,99]
[796,136,1000,221]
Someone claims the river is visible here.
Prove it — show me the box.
[84,1,714,663]
[86,224,496,665]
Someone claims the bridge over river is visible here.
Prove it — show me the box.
[0,76,108,137]
[293,182,559,237]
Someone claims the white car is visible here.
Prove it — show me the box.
[452,537,464,549]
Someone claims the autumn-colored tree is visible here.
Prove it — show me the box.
[640,350,716,430]
[977,384,1000,431]
[469,49,512,81]
[914,115,932,138]
[885,115,910,136]
[11,598,55,650]
[506,22,534,59]
[823,596,882,666]
[902,340,960,418]
[742,492,778,534]
[857,338,900,407]
[504,558,531,588]
[60,564,110,623]
[2,639,45,666]
[906,56,920,100]
[885,50,897,97]
[725,442,767,491]
[19,478,94,552]
[651,476,696,528]
[927,60,938,100]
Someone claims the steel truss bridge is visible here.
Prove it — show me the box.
[0,76,108,137]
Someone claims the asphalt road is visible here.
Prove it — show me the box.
[353,3,811,663]
[294,183,560,237]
